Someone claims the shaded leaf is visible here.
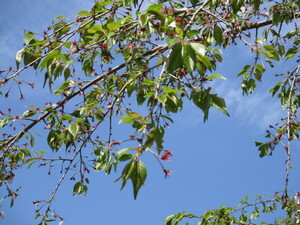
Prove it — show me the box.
[167,44,183,73]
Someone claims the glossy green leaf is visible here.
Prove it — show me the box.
[190,43,206,56]
[68,123,79,137]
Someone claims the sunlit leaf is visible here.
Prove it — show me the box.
[68,123,79,137]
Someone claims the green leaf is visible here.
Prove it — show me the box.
[254,64,265,82]
[163,86,183,94]
[167,44,183,73]
[210,94,230,117]
[191,90,211,122]
[231,0,244,13]
[40,50,61,69]
[131,160,147,199]
[147,4,162,15]
[189,0,199,6]
[119,112,143,124]
[241,78,256,94]
[164,215,175,225]
[258,143,269,158]
[269,81,282,96]
[157,94,167,105]
[0,118,9,128]
[119,159,136,189]
[115,147,132,156]
[183,45,196,74]
[152,126,164,151]
[107,22,121,31]
[30,135,35,148]
[213,26,223,45]
[115,148,133,161]
[73,181,88,196]
[44,219,56,222]
[77,10,90,17]
[285,48,297,60]
[186,30,200,37]
[60,115,73,121]
[73,181,81,195]
[250,0,261,10]
[206,73,227,80]
[139,14,148,27]
[64,68,71,80]
[238,65,251,76]
[263,45,279,61]
[68,123,79,137]
[190,43,206,56]
[166,37,178,47]
[142,79,155,86]
[117,153,133,162]
[15,48,25,69]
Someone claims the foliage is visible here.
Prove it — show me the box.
[0,0,299,224]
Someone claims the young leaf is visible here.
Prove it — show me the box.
[119,112,143,124]
[15,48,25,69]
[206,73,227,80]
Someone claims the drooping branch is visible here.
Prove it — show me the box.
[0,44,168,156]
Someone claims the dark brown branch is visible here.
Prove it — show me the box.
[241,12,300,31]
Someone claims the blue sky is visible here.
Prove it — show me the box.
[0,1,299,225]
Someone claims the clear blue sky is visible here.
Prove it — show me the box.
[0,1,299,225]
